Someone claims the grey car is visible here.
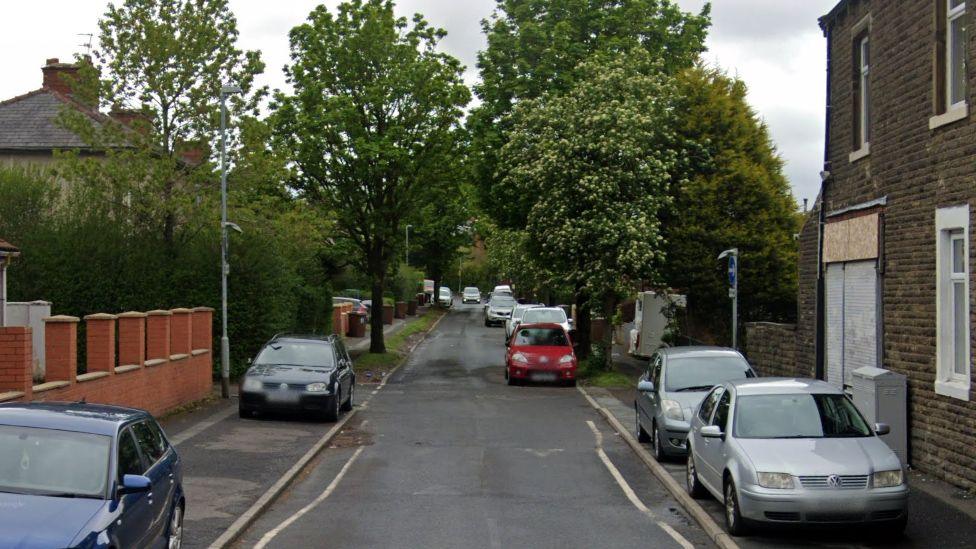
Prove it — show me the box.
[485,294,516,327]
[686,378,908,536]
[636,347,754,460]
[505,303,542,339]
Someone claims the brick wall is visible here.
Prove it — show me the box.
[0,307,213,417]
[744,322,799,378]
[808,0,976,489]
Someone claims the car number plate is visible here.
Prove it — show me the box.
[530,372,557,382]
[267,390,299,403]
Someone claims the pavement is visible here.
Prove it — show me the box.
[229,302,713,548]
[157,313,423,549]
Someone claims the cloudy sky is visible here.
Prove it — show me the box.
[0,0,837,205]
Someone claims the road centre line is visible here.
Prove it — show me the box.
[586,420,695,549]
[253,445,366,549]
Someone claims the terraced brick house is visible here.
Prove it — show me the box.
[750,0,976,491]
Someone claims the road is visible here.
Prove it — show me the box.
[232,302,713,548]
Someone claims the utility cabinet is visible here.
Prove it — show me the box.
[851,366,908,467]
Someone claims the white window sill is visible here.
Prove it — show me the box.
[929,102,969,130]
[935,378,970,401]
[849,143,871,163]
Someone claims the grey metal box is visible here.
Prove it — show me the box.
[851,366,908,467]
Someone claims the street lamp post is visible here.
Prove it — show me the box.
[220,83,242,399]
[405,225,412,267]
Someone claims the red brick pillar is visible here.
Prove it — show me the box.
[0,326,33,398]
[146,310,172,363]
[117,312,146,368]
[84,313,117,375]
[169,308,192,358]
[44,315,79,383]
[191,307,214,352]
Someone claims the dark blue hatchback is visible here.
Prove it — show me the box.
[0,402,184,548]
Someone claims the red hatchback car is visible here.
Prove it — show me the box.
[505,323,577,386]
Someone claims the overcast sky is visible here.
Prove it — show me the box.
[0,0,837,205]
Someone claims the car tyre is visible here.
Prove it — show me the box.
[238,406,252,419]
[167,502,184,549]
[484,318,490,327]
[686,451,706,499]
[323,390,341,422]
[724,477,749,536]
[340,383,354,412]
[650,421,665,461]
[635,406,651,443]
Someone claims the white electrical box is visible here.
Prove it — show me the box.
[851,366,908,467]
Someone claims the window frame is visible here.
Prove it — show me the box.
[947,0,968,110]
[936,205,971,401]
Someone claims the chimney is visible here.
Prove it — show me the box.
[41,56,98,107]
[803,198,809,213]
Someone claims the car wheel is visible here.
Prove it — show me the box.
[650,422,665,461]
[564,379,576,387]
[238,406,252,419]
[635,406,650,443]
[324,390,341,422]
[724,477,749,536]
[340,383,353,412]
[167,502,184,549]
[686,451,706,499]
[484,319,490,327]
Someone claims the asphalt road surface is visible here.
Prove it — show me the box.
[233,302,713,548]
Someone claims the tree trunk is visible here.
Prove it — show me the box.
[601,293,618,371]
[369,266,387,354]
[431,276,441,308]
[574,290,591,360]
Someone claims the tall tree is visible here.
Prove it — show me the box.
[496,50,684,367]
[469,0,710,226]
[662,67,799,343]
[60,0,265,249]
[274,0,470,353]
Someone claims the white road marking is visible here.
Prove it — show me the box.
[169,404,237,446]
[586,420,694,549]
[485,517,502,549]
[253,445,365,549]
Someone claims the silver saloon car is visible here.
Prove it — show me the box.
[635,347,755,460]
[686,378,908,536]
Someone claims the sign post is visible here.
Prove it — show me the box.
[718,248,739,349]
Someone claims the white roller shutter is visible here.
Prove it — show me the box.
[826,263,845,389]
[842,260,878,386]
[825,261,879,389]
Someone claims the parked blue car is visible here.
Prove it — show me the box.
[0,402,184,548]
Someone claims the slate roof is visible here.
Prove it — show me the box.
[0,88,103,151]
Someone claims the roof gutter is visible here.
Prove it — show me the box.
[815,17,834,382]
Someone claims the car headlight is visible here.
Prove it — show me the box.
[873,469,904,488]
[559,354,575,364]
[512,353,528,363]
[661,399,684,421]
[757,472,795,489]
[306,382,329,393]
[242,377,262,392]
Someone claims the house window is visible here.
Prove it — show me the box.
[853,33,871,151]
[932,0,969,128]
[936,205,971,401]
[948,0,968,109]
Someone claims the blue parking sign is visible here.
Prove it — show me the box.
[728,256,736,287]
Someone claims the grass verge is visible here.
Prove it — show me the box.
[576,352,640,388]
[354,309,445,372]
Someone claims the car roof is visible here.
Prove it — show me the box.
[523,307,566,315]
[660,346,743,359]
[516,322,567,331]
[270,334,337,345]
[0,402,150,436]
[727,377,842,396]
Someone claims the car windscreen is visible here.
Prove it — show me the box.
[664,356,753,392]
[522,309,567,324]
[0,425,111,498]
[514,328,569,347]
[490,296,515,307]
[440,288,451,297]
[733,394,872,439]
[255,342,335,368]
[464,287,478,294]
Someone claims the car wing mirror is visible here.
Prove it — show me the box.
[118,474,152,497]
[700,425,724,439]
[874,423,890,436]
[637,380,655,393]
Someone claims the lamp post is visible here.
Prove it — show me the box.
[220,83,242,399]
[405,224,412,267]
